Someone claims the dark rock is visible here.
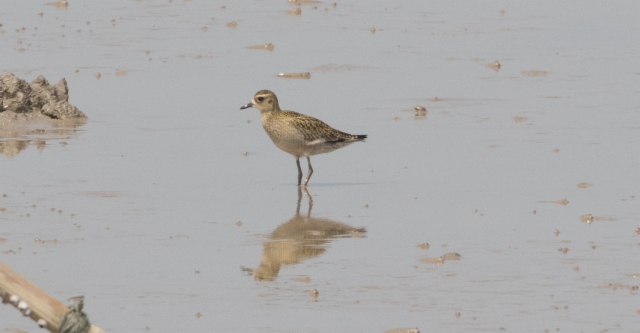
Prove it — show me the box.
[0,73,85,119]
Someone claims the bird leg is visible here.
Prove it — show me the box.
[304,188,313,214]
[296,185,313,214]
[296,158,303,186]
[303,156,314,186]
[296,187,303,216]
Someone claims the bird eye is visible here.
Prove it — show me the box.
[257,96,265,102]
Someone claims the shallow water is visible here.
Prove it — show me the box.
[1,1,639,332]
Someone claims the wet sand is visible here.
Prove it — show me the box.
[1,1,639,332]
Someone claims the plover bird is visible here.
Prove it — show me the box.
[240,90,367,186]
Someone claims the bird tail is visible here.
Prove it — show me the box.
[353,134,367,141]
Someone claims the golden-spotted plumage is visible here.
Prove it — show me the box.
[240,90,367,186]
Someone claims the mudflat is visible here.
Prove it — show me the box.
[1,1,638,332]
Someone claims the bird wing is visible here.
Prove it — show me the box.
[284,112,351,144]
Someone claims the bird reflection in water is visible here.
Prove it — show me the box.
[252,187,366,282]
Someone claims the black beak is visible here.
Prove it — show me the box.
[240,102,253,110]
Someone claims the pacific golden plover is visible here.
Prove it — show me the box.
[240,90,367,186]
